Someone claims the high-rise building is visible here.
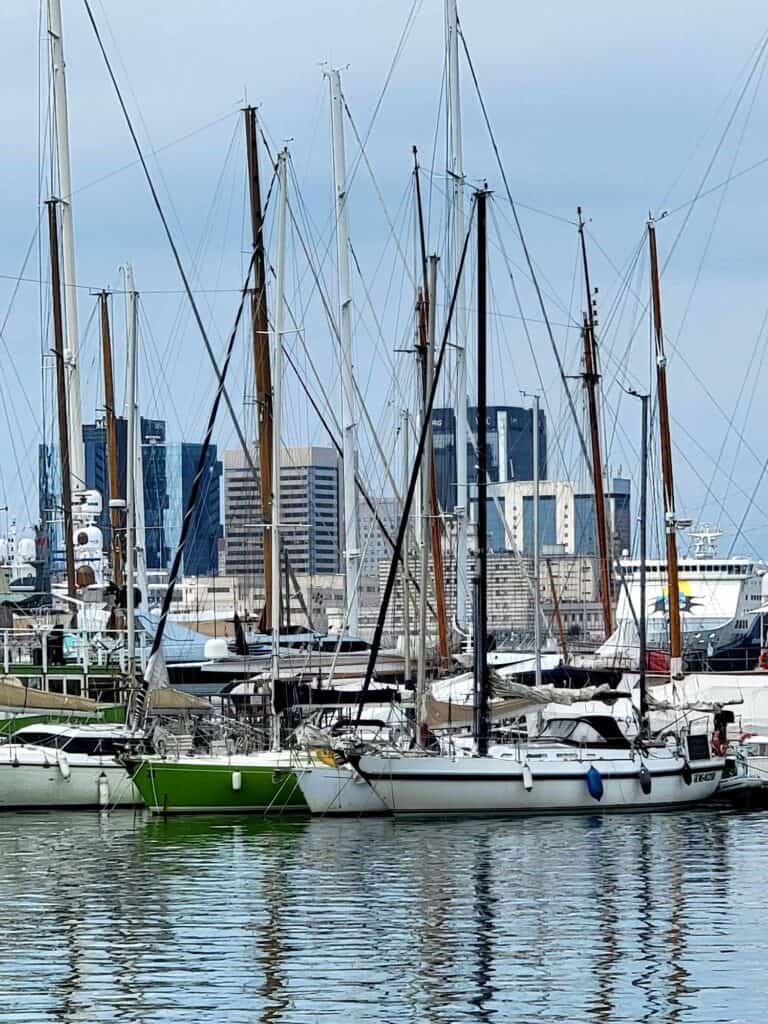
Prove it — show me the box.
[485,477,631,557]
[223,446,342,578]
[432,405,547,515]
[165,442,222,575]
[358,496,398,581]
[44,419,223,578]
[80,416,168,569]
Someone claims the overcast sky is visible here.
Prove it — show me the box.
[2,1,768,560]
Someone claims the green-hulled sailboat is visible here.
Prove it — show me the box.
[126,143,317,816]
[124,750,310,814]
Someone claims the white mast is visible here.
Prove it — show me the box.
[329,68,360,635]
[446,0,468,629]
[270,149,288,752]
[123,265,137,680]
[47,0,84,494]
[124,266,148,610]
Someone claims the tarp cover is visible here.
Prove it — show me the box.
[0,676,102,713]
[428,679,630,729]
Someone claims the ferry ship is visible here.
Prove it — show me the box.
[597,530,766,667]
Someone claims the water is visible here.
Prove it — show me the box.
[0,808,765,1023]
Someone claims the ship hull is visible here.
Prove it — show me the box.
[125,752,309,814]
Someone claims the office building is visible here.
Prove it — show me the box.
[432,405,547,515]
[358,496,398,581]
[43,420,223,579]
[485,477,631,558]
[223,446,342,578]
[165,443,222,576]
[80,416,168,569]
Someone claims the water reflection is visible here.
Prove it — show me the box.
[0,809,763,1023]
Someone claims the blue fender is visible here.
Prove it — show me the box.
[586,765,604,801]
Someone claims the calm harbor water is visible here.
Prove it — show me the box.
[0,807,765,1023]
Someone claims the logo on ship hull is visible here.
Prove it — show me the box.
[650,580,701,615]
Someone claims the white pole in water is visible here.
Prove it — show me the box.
[47,0,84,494]
[123,265,137,682]
[446,0,468,629]
[270,148,288,752]
[329,68,360,635]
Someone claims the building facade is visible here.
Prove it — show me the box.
[432,405,547,516]
[165,443,222,575]
[43,420,223,578]
[223,446,342,579]
[485,477,631,558]
[358,496,398,581]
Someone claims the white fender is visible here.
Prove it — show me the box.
[231,770,242,792]
[522,762,533,791]
[98,772,110,808]
[57,752,71,780]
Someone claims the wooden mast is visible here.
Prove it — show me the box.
[46,199,76,599]
[413,148,449,663]
[648,219,682,677]
[244,106,274,631]
[99,290,123,588]
[577,207,612,639]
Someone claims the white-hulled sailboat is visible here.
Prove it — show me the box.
[298,189,724,816]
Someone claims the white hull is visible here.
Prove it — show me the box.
[347,750,722,816]
[297,763,389,815]
[0,750,140,808]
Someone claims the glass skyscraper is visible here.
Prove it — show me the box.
[165,442,222,576]
[432,404,547,516]
[42,420,222,579]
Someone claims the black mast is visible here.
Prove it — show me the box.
[474,187,490,757]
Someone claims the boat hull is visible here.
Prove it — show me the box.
[125,753,309,814]
[349,752,723,816]
[0,752,140,808]
[297,763,389,815]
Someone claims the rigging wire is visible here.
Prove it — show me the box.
[457,21,590,472]
[82,0,270,493]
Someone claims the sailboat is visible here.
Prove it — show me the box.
[297,188,724,817]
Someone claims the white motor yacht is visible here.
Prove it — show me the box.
[0,723,142,809]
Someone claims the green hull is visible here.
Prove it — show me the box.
[125,756,309,815]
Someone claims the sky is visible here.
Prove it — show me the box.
[2,1,768,561]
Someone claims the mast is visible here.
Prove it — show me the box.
[47,0,84,494]
[638,391,649,730]
[446,0,469,630]
[99,290,123,588]
[46,199,76,598]
[412,151,449,663]
[329,68,360,634]
[401,409,412,686]
[532,393,542,687]
[417,256,441,740]
[243,105,274,630]
[124,265,147,609]
[577,208,612,639]
[123,265,137,681]
[648,219,682,677]
[270,148,288,751]
[474,188,490,757]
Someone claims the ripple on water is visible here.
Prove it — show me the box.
[0,808,766,1023]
